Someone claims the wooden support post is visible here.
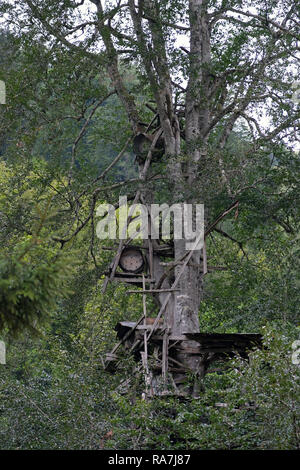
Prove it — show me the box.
[141,275,154,396]
[203,239,207,276]
[146,203,154,287]
[142,275,148,367]
[162,330,169,385]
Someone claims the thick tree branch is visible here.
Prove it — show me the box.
[227,7,299,41]
[25,0,102,64]
[96,0,141,133]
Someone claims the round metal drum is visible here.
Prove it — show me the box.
[119,247,145,274]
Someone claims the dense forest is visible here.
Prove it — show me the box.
[0,0,299,450]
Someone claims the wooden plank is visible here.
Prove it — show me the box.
[108,314,146,356]
[169,335,188,341]
[113,272,146,277]
[159,261,227,271]
[105,353,119,360]
[162,331,169,383]
[127,288,180,294]
[184,332,262,346]
[117,322,162,330]
[129,338,142,352]
[112,276,155,283]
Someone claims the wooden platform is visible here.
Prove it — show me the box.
[183,332,262,355]
[104,321,262,372]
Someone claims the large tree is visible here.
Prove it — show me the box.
[1,0,299,391]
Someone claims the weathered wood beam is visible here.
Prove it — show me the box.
[127,289,180,294]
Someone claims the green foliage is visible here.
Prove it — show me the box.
[0,240,74,335]
[0,333,116,449]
